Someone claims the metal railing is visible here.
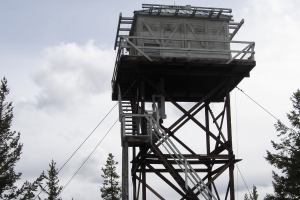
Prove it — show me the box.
[112,36,255,90]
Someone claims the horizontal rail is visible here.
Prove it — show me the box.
[118,35,254,44]
[120,45,254,54]
[141,4,232,17]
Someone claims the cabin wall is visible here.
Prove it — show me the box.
[131,15,231,59]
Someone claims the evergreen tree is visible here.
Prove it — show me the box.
[244,185,258,200]
[40,160,63,200]
[0,77,23,198]
[265,89,300,199]
[17,173,45,200]
[0,77,44,199]
[100,153,121,200]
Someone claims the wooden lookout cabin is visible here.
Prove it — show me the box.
[112,4,255,200]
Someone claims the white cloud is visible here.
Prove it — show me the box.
[33,41,115,112]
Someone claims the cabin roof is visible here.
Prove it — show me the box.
[134,4,233,20]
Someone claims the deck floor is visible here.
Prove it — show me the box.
[112,55,256,102]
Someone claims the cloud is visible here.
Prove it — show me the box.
[33,41,115,112]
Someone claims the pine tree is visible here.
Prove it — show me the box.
[100,153,121,200]
[0,77,23,198]
[40,160,63,200]
[244,185,258,200]
[0,77,44,199]
[265,89,300,199]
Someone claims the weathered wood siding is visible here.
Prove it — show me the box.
[132,15,231,59]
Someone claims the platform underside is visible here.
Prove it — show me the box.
[112,56,255,102]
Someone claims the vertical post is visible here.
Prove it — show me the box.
[159,78,166,119]
[205,103,211,154]
[225,81,235,200]
[205,103,212,197]
[141,79,147,135]
[132,176,137,200]
[122,142,129,200]
[140,78,147,199]
[142,164,147,200]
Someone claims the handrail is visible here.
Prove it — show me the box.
[146,102,217,199]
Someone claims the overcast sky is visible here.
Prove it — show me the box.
[1,0,300,199]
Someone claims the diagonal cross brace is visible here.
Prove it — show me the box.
[143,76,230,151]
[150,144,200,200]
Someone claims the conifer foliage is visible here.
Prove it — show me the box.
[244,185,258,200]
[0,77,23,198]
[265,89,300,199]
[40,160,63,200]
[100,153,121,200]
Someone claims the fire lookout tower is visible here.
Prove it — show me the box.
[112,4,255,200]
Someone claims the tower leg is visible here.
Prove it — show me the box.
[122,142,129,200]
[225,82,235,200]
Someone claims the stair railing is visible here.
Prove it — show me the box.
[146,100,217,200]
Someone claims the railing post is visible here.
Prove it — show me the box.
[122,117,125,141]
[251,42,255,60]
[121,38,124,55]
[118,85,122,122]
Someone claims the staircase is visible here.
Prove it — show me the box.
[121,100,136,136]
[119,87,152,147]
[118,86,216,199]
[147,112,217,200]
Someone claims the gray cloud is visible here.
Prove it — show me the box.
[2,0,300,199]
